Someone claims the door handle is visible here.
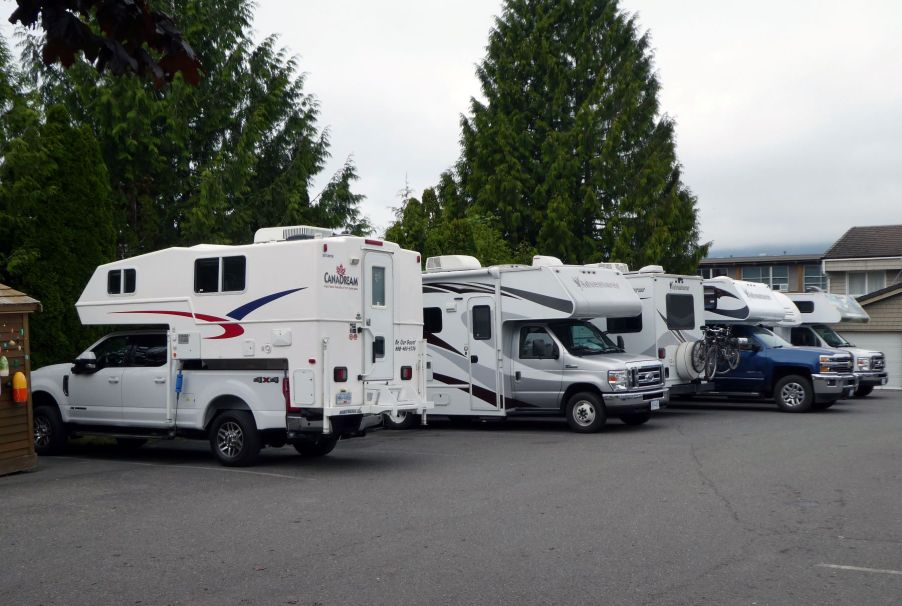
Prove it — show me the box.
[108,377,120,384]
[565,364,578,369]
[154,378,166,384]
[515,371,521,381]
[470,355,478,364]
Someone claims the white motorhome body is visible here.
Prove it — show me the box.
[776,292,887,394]
[593,266,708,395]
[703,277,788,325]
[74,227,429,436]
[417,256,667,431]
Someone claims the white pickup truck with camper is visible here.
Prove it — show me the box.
[591,264,710,396]
[384,255,667,433]
[776,291,888,397]
[30,226,431,466]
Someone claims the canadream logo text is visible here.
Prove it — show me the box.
[324,264,359,288]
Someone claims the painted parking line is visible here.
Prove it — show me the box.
[63,456,314,481]
[817,564,902,576]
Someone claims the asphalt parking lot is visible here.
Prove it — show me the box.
[3,392,902,606]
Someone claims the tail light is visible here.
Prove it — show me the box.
[658,348,666,359]
[283,374,300,412]
[334,367,348,382]
[400,366,413,380]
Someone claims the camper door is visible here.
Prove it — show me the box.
[466,297,499,411]
[362,251,394,381]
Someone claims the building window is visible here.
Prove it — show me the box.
[847,271,885,296]
[742,265,788,291]
[803,265,826,291]
[698,267,729,279]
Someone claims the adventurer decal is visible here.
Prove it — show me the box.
[324,264,359,289]
[572,276,621,289]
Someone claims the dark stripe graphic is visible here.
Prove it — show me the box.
[500,286,574,314]
[425,332,465,357]
[227,287,306,320]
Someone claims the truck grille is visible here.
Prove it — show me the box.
[872,355,885,371]
[630,365,663,388]
[827,355,853,374]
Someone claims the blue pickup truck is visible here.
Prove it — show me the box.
[711,324,858,411]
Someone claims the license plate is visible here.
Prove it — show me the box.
[882,378,887,385]
[650,400,661,411]
[336,391,352,406]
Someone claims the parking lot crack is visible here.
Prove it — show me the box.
[689,442,742,525]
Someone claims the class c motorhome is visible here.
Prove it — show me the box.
[592,265,709,395]
[384,255,668,433]
[31,226,431,465]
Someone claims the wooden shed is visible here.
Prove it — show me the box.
[0,283,41,476]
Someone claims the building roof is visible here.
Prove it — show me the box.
[0,284,42,312]
[699,253,823,266]
[824,225,902,260]
[857,282,902,305]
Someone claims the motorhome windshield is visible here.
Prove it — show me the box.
[549,321,621,355]
[812,324,854,347]
[734,324,792,348]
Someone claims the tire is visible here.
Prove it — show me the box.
[293,435,339,457]
[724,342,740,370]
[620,413,650,426]
[115,437,148,449]
[704,346,717,380]
[773,375,814,413]
[565,392,606,433]
[209,411,261,467]
[33,405,67,456]
[813,399,837,410]
[855,384,874,397]
[382,410,419,430]
[690,340,707,373]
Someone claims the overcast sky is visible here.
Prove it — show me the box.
[251,0,902,256]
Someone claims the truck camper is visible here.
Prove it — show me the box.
[776,292,887,396]
[592,265,709,395]
[701,277,857,412]
[384,255,667,433]
[30,226,431,465]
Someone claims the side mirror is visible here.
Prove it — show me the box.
[616,336,625,350]
[71,351,98,375]
[737,337,757,352]
[552,345,560,360]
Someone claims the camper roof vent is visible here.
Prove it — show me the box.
[586,262,630,273]
[253,225,334,243]
[532,255,563,267]
[638,265,665,274]
[425,255,482,273]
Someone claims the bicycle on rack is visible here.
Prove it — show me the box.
[690,325,741,380]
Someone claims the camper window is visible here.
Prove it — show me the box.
[107,269,137,295]
[665,293,695,330]
[795,301,814,314]
[195,256,247,294]
[222,256,246,292]
[372,266,386,306]
[195,258,220,293]
[607,314,642,333]
[472,305,492,340]
[519,327,555,359]
[424,307,443,333]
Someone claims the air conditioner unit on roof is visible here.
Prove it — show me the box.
[425,255,482,273]
[253,225,335,243]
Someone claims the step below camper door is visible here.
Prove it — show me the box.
[362,251,394,381]
[466,297,500,411]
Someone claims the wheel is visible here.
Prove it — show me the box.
[704,345,717,380]
[565,392,606,433]
[620,413,650,426]
[293,435,339,457]
[33,405,67,455]
[724,342,740,370]
[690,340,707,373]
[813,400,837,410]
[209,411,261,467]
[773,375,814,413]
[115,437,148,449]
[382,410,419,430]
[855,384,874,397]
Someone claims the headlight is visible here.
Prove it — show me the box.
[857,358,870,371]
[608,369,629,391]
[820,355,831,373]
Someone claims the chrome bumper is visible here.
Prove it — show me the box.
[855,371,888,386]
[811,373,858,401]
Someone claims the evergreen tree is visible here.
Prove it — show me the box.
[455,0,708,272]
[0,105,115,365]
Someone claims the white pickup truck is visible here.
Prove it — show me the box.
[30,330,374,466]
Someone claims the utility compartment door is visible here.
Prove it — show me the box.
[466,297,499,411]
[363,251,394,381]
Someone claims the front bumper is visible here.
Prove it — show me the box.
[855,371,888,387]
[811,373,858,402]
[602,388,669,413]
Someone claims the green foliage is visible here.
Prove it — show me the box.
[0,105,115,365]
[447,0,708,272]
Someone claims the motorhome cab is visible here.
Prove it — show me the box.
[592,265,709,395]
[30,226,430,465]
[385,255,667,433]
[777,292,887,396]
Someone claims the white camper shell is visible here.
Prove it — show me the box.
[65,227,430,451]
[703,277,788,325]
[593,265,709,395]
[777,292,888,394]
[401,256,667,432]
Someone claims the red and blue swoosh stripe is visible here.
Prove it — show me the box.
[115,287,305,339]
